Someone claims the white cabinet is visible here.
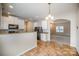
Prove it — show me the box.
[40,33,48,41]
[1,16,15,29]
[18,18,24,29]
[8,16,14,24]
[12,16,18,24]
[8,16,18,24]
[42,20,48,29]
[1,16,9,29]
[1,16,24,29]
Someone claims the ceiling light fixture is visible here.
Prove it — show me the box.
[45,3,54,21]
[9,5,13,8]
[8,12,11,14]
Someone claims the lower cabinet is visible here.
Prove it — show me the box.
[40,33,48,41]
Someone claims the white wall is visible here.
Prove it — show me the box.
[55,4,77,47]
[0,32,37,56]
[76,4,79,51]
[0,4,2,55]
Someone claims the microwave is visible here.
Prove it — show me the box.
[8,24,19,33]
[8,24,19,29]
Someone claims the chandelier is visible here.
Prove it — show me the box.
[45,3,54,21]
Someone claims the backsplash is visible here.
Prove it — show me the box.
[0,29,24,34]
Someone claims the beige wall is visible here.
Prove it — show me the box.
[25,21,33,32]
[55,21,70,36]
[50,23,56,34]
[50,20,70,36]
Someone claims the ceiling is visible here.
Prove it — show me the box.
[7,3,78,21]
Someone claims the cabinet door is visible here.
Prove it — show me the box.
[14,17,18,24]
[1,16,16,29]
[18,19,24,29]
[1,16,8,29]
[8,16,18,24]
[40,34,47,41]
[8,16,14,24]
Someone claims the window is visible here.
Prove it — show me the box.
[56,26,64,32]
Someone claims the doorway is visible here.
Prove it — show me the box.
[50,19,70,45]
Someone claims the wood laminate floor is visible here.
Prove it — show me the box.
[22,40,78,56]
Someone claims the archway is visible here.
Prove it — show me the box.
[50,19,70,45]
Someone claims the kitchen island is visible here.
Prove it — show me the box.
[0,32,37,56]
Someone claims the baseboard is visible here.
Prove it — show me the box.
[17,46,36,56]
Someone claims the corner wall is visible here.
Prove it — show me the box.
[55,4,77,47]
[76,4,79,52]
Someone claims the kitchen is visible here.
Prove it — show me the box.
[0,3,79,56]
[0,3,37,56]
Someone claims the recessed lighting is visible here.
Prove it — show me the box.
[45,16,49,20]
[48,14,52,18]
[9,5,13,8]
[51,16,54,19]
[8,12,11,14]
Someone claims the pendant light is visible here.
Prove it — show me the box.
[45,3,54,21]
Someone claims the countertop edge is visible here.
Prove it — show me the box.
[0,32,37,35]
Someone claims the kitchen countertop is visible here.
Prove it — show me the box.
[0,32,37,35]
[40,32,48,34]
[0,32,37,56]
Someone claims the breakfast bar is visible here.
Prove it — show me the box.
[0,32,37,56]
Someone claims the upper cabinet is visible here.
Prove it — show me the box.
[8,16,14,24]
[1,16,24,29]
[9,16,18,24]
[1,16,8,29]
[18,18,24,29]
